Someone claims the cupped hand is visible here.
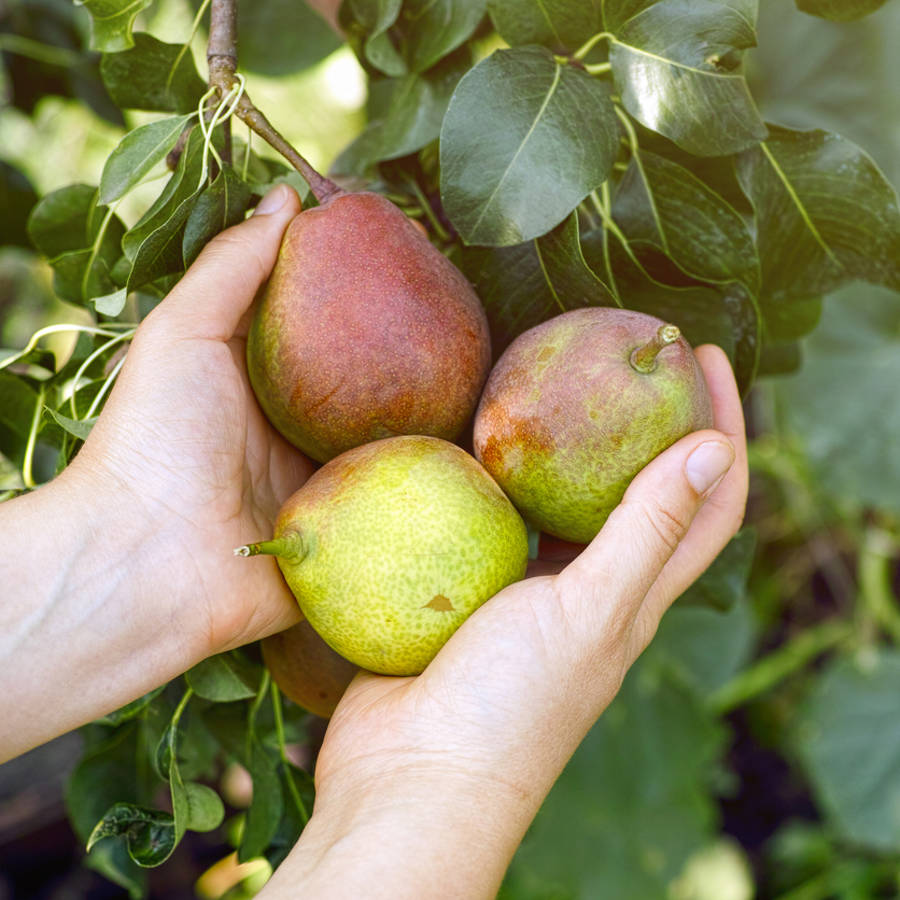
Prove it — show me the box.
[66,184,312,655]
[263,345,748,899]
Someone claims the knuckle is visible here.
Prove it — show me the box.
[639,499,689,553]
[203,228,270,288]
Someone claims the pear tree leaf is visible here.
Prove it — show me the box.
[0,161,39,248]
[100,33,206,112]
[182,165,252,266]
[238,737,283,862]
[0,374,40,468]
[86,802,176,867]
[100,115,193,205]
[794,649,900,852]
[487,0,602,51]
[394,0,487,72]
[606,0,767,156]
[94,686,166,727]
[678,528,757,612]
[333,51,468,174]
[94,287,129,316]
[185,653,261,703]
[76,0,154,52]
[238,0,342,76]
[340,0,407,77]
[795,0,891,21]
[440,47,619,246]
[27,183,98,258]
[265,761,314,868]
[612,149,761,296]
[736,125,900,307]
[44,407,97,440]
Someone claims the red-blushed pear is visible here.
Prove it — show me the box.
[261,619,357,719]
[473,308,714,544]
[236,436,529,676]
[247,180,491,463]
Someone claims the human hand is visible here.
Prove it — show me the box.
[261,346,747,900]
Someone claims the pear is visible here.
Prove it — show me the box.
[473,308,714,544]
[261,619,357,718]
[247,182,491,463]
[237,436,529,676]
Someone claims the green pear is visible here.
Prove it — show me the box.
[247,189,491,463]
[238,436,529,676]
[473,308,714,544]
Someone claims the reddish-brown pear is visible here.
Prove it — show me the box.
[247,189,491,463]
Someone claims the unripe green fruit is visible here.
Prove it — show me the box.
[473,308,714,544]
[239,436,529,676]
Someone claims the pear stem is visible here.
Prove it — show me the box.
[630,324,681,374]
[207,0,344,205]
[234,531,307,562]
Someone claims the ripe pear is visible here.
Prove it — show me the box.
[261,619,357,718]
[247,187,491,463]
[237,435,529,676]
[473,308,714,544]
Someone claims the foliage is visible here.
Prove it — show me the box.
[1,0,899,896]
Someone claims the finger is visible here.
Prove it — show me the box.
[555,428,735,648]
[150,184,302,342]
[635,345,749,629]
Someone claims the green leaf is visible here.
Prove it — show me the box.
[44,407,97,440]
[94,687,166,727]
[100,33,206,112]
[487,0,602,51]
[796,0,890,21]
[736,125,900,305]
[0,161,39,248]
[239,737,283,862]
[76,0,153,52]
[181,782,224,833]
[776,284,900,515]
[440,47,618,245]
[0,374,39,468]
[100,115,192,205]
[340,0,407,77]
[607,0,767,155]
[679,528,757,611]
[87,802,176,867]
[395,0,486,72]
[27,183,97,258]
[613,149,761,295]
[333,51,468,174]
[504,654,726,897]
[185,653,261,703]
[795,649,900,852]
[238,0,342,76]
[182,165,252,266]
[94,287,129,316]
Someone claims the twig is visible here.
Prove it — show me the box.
[207,0,342,203]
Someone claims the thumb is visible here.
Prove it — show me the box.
[151,183,302,341]
[556,430,735,653]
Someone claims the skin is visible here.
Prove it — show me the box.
[0,184,748,899]
[247,191,491,462]
[474,307,714,543]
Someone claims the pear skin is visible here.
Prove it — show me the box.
[247,192,491,463]
[239,436,529,676]
[473,308,714,543]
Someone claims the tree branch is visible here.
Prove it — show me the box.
[206,0,343,204]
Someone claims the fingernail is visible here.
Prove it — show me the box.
[685,440,735,496]
[254,184,288,216]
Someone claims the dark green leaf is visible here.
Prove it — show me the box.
[182,165,252,266]
[78,0,153,52]
[607,0,767,155]
[180,782,224,833]
[0,161,39,248]
[27,183,97,257]
[794,649,900,852]
[94,687,166,727]
[239,738,283,862]
[100,33,206,112]
[340,0,407,77]
[487,0,602,51]
[736,125,900,304]
[679,529,757,611]
[266,761,314,868]
[334,51,468,174]
[0,374,39,468]
[613,149,760,295]
[440,47,618,245]
[776,284,900,514]
[395,0,486,72]
[238,0,342,76]
[185,653,261,702]
[100,115,193,204]
[796,0,890,21]
[44,407,97,440]
[87,802,176,867]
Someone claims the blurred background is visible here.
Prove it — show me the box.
[1,0,899,897]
